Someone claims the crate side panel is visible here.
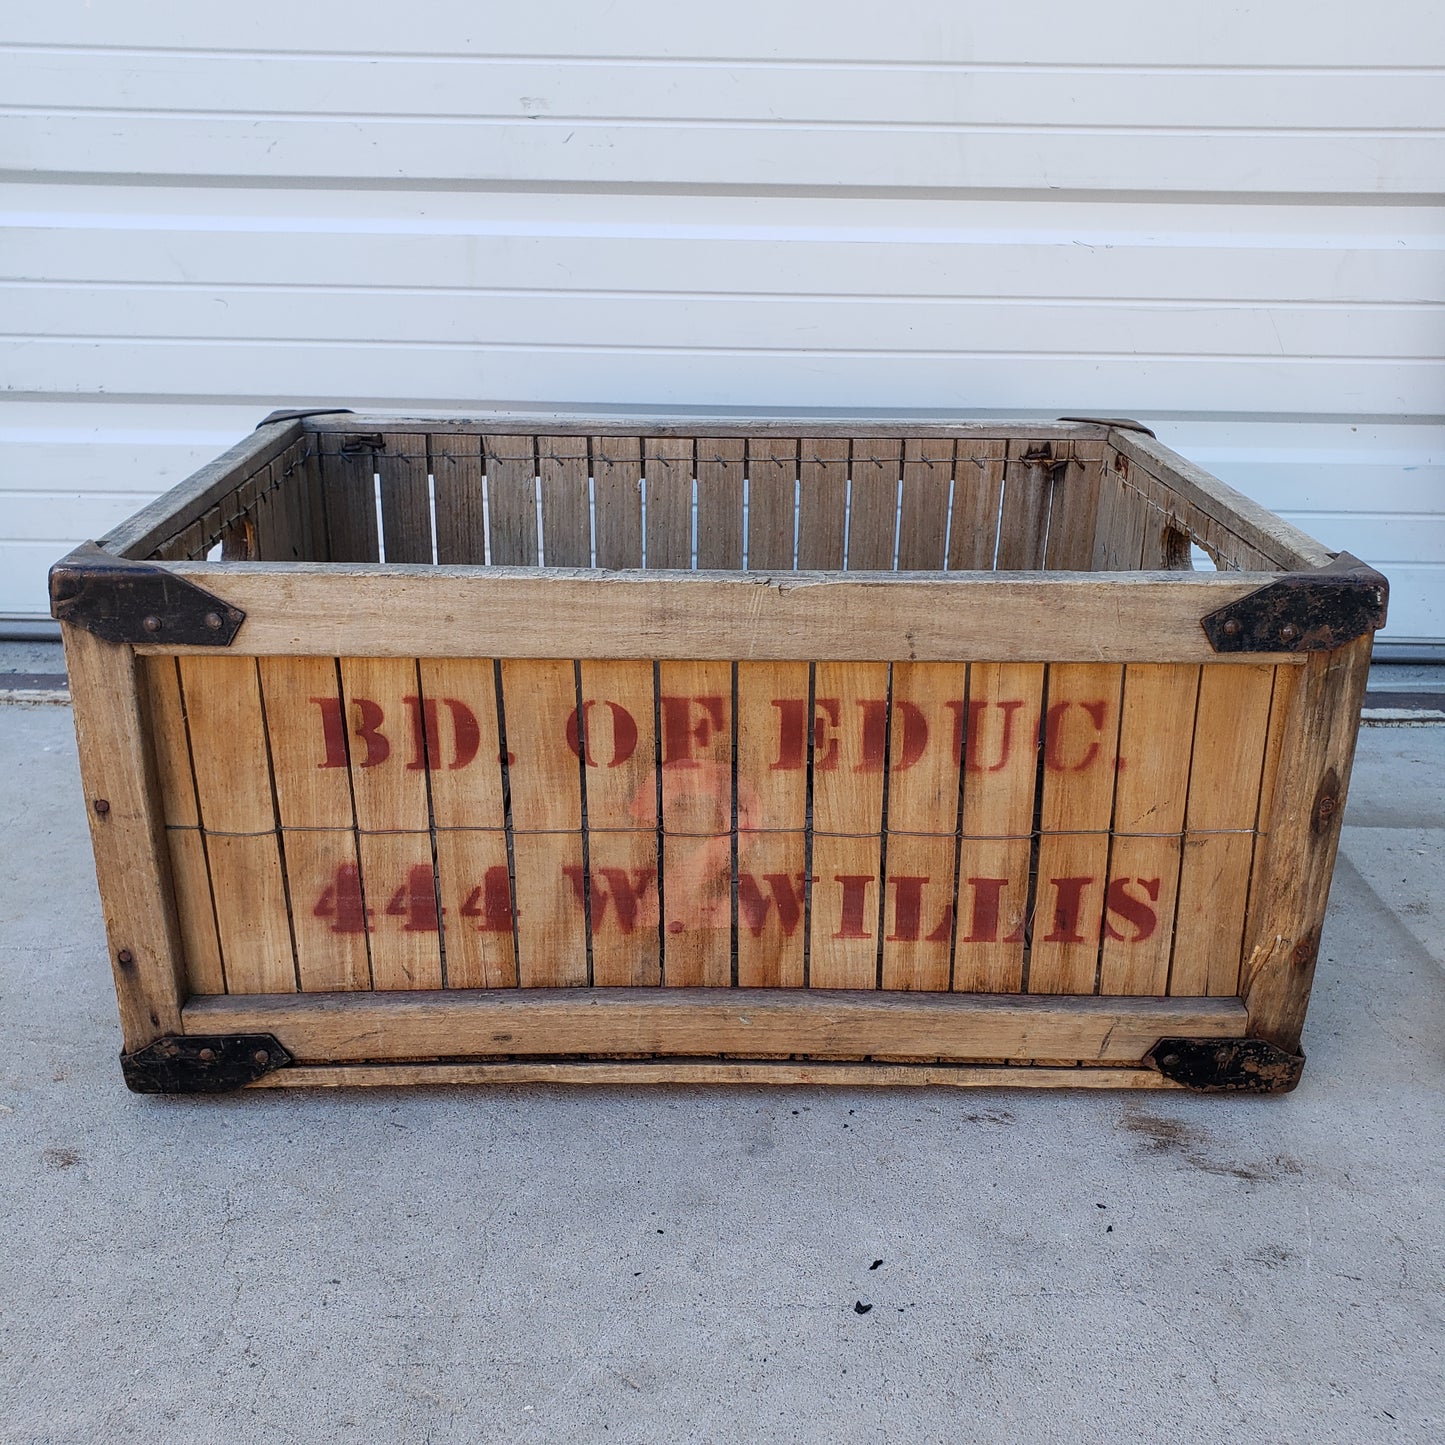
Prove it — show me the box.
[747,436,799,571]
[538,433,593,567]
[845,439,902,570]
[593,435,643,568]
[796,438,848,570]
[643,435,695,570]
[484,434,540,566]
[695,437,745,569]
[377,431,434,564]
[431,433,486,564]
[317,434,381,563]
[947,439,1008,571]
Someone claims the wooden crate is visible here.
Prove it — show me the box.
[52,413,1387,1095]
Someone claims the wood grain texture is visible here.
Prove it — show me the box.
[178,655,296,994]
[66,627,191,1046]
[796,437,849,570]
[433,828,516,988]
[537,433,592,567]
[747,436,798,571]
[415,658,507,830]
[1043,440,1108,571]
[593,434,643,568]
[947,440,1009,570]
[896,438,954,570]
[846,438,901,570]
[187,987,1245,1064]
[251,1060,1187,1090]
[317,433,380,563]
[431,432,486,564]
[694,437,745,569]
[378,431,433,564]
[510,831,588,988]
[139,655,224,995]
[154,565,1298,664]
[499,659,583,833]
[736,830,808,989]
[1171,664,1276,997]
[1098,664,1199,996]
[483,434,540,566]
[644,435,694,570]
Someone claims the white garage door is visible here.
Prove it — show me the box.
[3,1,1442,643]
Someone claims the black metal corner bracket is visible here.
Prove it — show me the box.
[50,543,245,646]
[1147,1038,1305,1094]
[121,1034,292,1095]
[256,407,355,428]
[1056,415,1158,439]
[1202,552,1388,654]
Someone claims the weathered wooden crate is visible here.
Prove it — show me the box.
[53,412,1387,1095]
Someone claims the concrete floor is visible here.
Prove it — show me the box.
[0,699,1440,1444]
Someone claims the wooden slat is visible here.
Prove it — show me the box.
[377,431,433,564]
[178,655,296,994]
[150,564,1304,665]
[255,1060,1186,1090]
[62,627,189,1046]
[694,436,744,569]
[417,659,513,989]
[846,438,901,570]
[953,663,1043,994]
[880,661,966,991]
[484,434,539,566]
[810,661,888,988]
[659,660,732,986]
[338,657,441,991]
[257,656,370,992]
[317,433,380,563]
[103,416,302,559]
[735,660,810,989]
[431,431,486,564]
[538,433,592,567]
[1091,455,1150,571]
[187,988,1246,1065]
[593,434,643,568]
[1242,662,1302,969]
[795,437,848,570]
[896,438,954,571]
[499,659,587,988]
[947,439,1009,571]
[995,439,1054,570]
[747,436,798,571]
[138,655,223,996]
[1097,664,1199,996]
[580,829,660,988]
[510,832,588,988]
[1043,441,1108,571]
[644,435,694,570]
[1241,638,1372,1051]
[1170,664,1276,997]
[1028,663,1124,996]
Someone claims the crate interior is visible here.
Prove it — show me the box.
[146,426,1288,576]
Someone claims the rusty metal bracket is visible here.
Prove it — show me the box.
[50,543,245,646]
[120,1034,292,1095]
[256,407,355,428]
[1056,415,1158,439]
[1201,552,1388,653]
[1147,1038,1305,1094]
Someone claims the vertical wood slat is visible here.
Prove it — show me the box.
[1097,664,1199,995]
[138,656,224,996]
[881,662,966,991]
[747,437,798,571]
[809,661,889,988]
[995,439,1054,571]
[1028,662,1124,996]
[644,436,695,570]
[432,432,486,564]
[1091,453,1150,571]
[418,659,515,989]
[593,435,643,568]
[317,432,380,563]
[485,434,540,566]
[538,433,592,567]
[695,437,745,569]
[735,660,810,988]
[1170,665,1276,997]
[796,437,849,570]
[178,655,297,995]
[378,431,433,564]
[953,662,1044,994]
[846,438,902,571]
[63,627,190,1047]
[896,439,954,571]
[660,660,733,986]
[257,656,371,992]
[579,660,659,987]
[1043,441,1108,571]
[337,657,442,991]
[500,659,587,987]
[948,439,1008,571]
[1241,641,1370,1054]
